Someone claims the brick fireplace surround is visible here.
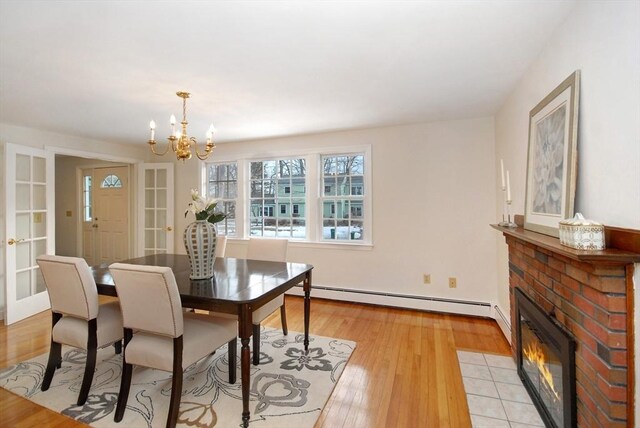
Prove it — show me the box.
[494,224,640,427]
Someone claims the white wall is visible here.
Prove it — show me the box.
[494,2,640,420]
[494,0,640,317]
[174,118,499,307]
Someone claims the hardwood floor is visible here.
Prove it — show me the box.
[0,296,510,427]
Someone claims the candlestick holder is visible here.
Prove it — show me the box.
[505,199,518,228]
[498,187,509,226]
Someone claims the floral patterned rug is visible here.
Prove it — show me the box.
[0,327,355,427]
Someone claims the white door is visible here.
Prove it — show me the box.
[93,166,129,264]
[4,144,54,324]
[138,163,174,255]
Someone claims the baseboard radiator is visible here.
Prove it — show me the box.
[287,284,493,318]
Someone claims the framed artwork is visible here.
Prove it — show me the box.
[524,71,580,237]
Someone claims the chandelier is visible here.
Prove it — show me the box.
[148,91,216,161]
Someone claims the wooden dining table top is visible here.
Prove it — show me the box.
[91,253,313,314]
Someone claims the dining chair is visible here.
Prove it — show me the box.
[109,263,237,428]
[246,238,289,365]
[36,255,124,406]
[215,235,227,257]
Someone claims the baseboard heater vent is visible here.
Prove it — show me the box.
[494,304,511,329]
[293,283,491,308]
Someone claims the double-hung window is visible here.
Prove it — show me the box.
[203,147,370,244]
[320,154,365,241]
[206,162,237,236]
[249,158,306,238]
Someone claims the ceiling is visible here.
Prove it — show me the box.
[0,1,576,145]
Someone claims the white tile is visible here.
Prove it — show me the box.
[495,382,532,404]
[489,367,522,385]
[457,350,487,366]
[471,414,511,428]
[510,423,544,428]
[502,401,544,426]
[484,354,516,370]
[460,363,492,381]
[463,377,500,398]
[467,395,508,420]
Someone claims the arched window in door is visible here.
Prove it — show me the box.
[101,174,122,188]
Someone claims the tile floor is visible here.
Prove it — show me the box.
[457,350,545,428]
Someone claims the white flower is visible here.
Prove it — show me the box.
[185,188,226,223]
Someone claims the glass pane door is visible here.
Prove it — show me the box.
[138,163,174,256]
[5,144,54,324]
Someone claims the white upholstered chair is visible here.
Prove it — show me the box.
[109,263,237,428]
[215,235,227,258]
[246,238,289,365]
[36,255,123,406]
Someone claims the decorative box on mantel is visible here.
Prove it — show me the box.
[559,213,605,250]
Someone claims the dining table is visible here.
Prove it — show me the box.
[91,253,313,427]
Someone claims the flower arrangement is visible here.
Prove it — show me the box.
[185,189,226,224]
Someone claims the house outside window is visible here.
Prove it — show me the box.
[250,158,306,238]
[206,162,237,236]
[321,154,365,241]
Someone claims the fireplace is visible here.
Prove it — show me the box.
[515,287,576,428]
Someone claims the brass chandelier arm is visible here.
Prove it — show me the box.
[192,137,216,161]
[148,139,173,156]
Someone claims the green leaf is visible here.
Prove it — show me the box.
[207,212,226,224]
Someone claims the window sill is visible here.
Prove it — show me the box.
[225,238,373,251]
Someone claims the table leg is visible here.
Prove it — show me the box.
[239,304,253,427]
[303,270,312,352]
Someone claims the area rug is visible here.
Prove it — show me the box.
[0,327,355,427]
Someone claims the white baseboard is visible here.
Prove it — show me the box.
[493,304,511,345]
[286,284,492,318]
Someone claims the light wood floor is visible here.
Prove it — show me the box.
[0,296,510,427]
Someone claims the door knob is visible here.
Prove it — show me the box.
[7,238,25,245]
[166,226,173,232]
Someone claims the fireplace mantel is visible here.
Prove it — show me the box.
[494,223,639,427]
[491,224,640,265]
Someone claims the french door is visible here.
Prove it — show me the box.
[138,163,174,255]
[4,144,54,324]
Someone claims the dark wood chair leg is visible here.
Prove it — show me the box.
[77,318,98,406]
[228,338,237,384]
[280,304,288,336]
[115,329,133,423]
[42,341,61,391]
[114,340,122,354]
[252,324,261,366]
[42,312,63,391]
[166,336,184,428]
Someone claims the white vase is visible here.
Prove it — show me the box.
[184,220,217,279]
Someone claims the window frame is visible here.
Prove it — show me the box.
[201,144,372,245]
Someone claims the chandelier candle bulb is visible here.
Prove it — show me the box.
[149,120,156,141]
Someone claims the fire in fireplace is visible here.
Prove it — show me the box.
[515,288,576,428]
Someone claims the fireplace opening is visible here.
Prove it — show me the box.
[515,288,576,428]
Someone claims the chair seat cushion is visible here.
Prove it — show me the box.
[252,294,284,324]
[125,313,237,372]
[52,301,123,349]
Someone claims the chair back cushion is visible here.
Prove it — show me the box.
[246,238,288,262]
[109,263,183,338]
[215,235,227,258]
[37,255,99,320]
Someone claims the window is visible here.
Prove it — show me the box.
[203,147,370,244]
[83,175,92,222]
[101,174,122,188]
[250,158,306,238]
[321,154,365,241]
[206,162,237,236]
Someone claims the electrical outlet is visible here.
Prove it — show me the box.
[423,274,431,284]
[449,277,457,288]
